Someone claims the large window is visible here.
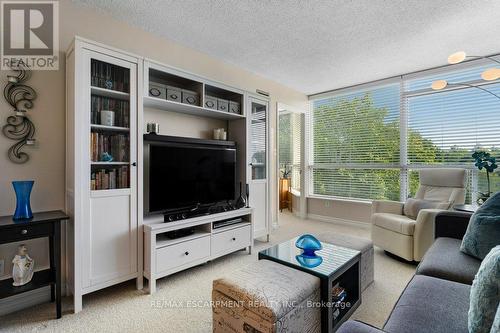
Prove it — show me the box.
[311,83,401,200]
[310,61,500,203]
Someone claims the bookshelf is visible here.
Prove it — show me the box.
[66,38,140,313]
[90,59,131,191]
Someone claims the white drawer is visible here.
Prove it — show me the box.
[156,235,210,274]
[211,225,251,257]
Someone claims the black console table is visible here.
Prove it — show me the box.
[0,210,68,319]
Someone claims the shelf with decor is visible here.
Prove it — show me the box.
[143,60,245,119]
[143,96,245,120]
[204,84,243,115]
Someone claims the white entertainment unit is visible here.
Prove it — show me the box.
[144,208,253,293]
[66,37,270,310]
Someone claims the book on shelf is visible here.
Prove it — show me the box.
[331,285,346,303]
[91,59,129,93]
[91,166,129,190]
[90,132,128,162]
[91,95,129,128]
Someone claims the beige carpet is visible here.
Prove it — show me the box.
[0,213,415,332]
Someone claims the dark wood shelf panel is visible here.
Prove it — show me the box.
[0,269,53,299]
[0,210,68,228]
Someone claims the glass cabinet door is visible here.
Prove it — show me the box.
[249,98,268,180]
[89,58,132,191]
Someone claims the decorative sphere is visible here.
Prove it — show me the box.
[295,234,322,255]
[296,254,323,268]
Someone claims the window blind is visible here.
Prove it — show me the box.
[405,66,500,200]
[250,102,267,180]
[279,112,302,191]
[311,83,401,200]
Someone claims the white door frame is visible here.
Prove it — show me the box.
[276,103,307,222]
[247,94,271,240]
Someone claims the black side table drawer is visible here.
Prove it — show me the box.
[0,223,52,243]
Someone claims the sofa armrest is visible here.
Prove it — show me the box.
[337,320,386,333]
[434,211,472,240]
[372,200,404,215]
[413,208,445,261]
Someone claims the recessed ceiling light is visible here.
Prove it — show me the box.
[447,51,467,64]
[481,68,500,81]
[431,80,448,90]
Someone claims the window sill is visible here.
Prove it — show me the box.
[306,194,372,205]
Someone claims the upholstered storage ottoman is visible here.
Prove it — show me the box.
[212,259,321,333]
[317,233,374,291]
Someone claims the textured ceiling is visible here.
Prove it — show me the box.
[72,0,500,95]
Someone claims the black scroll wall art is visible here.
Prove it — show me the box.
[2,65,37,164]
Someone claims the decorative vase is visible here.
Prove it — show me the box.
[235,182,246,209]
[295,234,322,256]
[12,180,34,220]
[476,192,491,206]
[296,254,323,268]
[245,183,250,208]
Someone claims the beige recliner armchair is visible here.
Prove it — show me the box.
[371,168,466,261]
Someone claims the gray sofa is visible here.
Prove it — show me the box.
[338,211,479,333]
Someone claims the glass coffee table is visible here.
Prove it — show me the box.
[259,237,361,332]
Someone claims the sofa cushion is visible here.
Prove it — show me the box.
[416,237,481,285]
[372,213,415,235]
[468,246,500,333]
[418,168,467,188]
[337,320,384,333]
[384,275,470,333]
[403,198,450,219]
[461,191,500,260]
[491,306,500,333]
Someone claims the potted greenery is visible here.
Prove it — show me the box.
[281,164,291,179]
[279,164,292,211]
[472,151,498,205]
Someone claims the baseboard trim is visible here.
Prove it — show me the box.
[0,286,51,316]
[307,213,371,230]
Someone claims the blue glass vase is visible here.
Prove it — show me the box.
[296,254,323,268]
[295,234,322,256]
[12,181,34,220]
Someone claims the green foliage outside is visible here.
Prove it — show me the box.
[312,93,500,202]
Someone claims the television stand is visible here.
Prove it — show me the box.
[143,207,253,294]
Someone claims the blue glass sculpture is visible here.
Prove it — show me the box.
[101,152,113,162]
[12,180,34,220]
[296,254,323,268]
[295,234,322,256]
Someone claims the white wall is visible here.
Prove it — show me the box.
[307,198,372,224]
[0,0,307,284]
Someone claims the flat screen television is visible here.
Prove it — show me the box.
[147,138,236,214]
